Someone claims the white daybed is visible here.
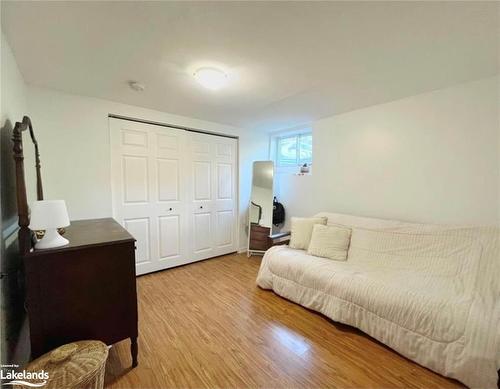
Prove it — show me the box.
[256,212,500,388]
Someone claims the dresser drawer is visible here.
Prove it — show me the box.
[250,230,270,241]
[249,238,271,251]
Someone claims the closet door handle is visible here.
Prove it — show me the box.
[168,208,173,211]
[199,206,203,209]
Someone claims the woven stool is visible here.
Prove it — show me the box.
[16,341,108,389]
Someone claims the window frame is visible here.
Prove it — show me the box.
[270,127,313,173]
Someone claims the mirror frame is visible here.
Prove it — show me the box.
[12,116,44,255]
[247,160,274,256]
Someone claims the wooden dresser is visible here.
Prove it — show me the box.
[23,218,138,366]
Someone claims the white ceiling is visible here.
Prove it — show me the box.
[2,1,498,132]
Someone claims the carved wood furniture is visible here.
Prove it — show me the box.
[12,116,43,257]
[12,116,139,367]
[23,219,138,366]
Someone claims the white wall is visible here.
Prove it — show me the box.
[1,32,27,231]
[276,76,500,227]
[27,86,268,250]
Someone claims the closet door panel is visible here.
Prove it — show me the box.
[217,163,232,200]
[214,159,235,252]
[192,138,211,155]
[123,156,149,203]
[157,159,179,201]
[193,212,213,254]
[216,142,233,160]
[158,215,181,259]
[157,133,179,153]
[187,133,237,260]
[188,133,212,260]
[111,118,188,275]
[194,161,211,201]
[111,122,154,275]
[214,137,237,255]
[216,210,233,247]
[123,217,151,265]
[152,130,187,268]
[121,128,148,149]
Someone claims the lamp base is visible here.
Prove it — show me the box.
[35,228,69,250]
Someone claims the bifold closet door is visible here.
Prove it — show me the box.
[110,118,238,276]
[110,118,189,275]
[187,133,238,261]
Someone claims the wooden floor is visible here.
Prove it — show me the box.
[105,253,463,389]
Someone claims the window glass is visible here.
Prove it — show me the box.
[276,132,312,167]
[298,134,312,164]
[277,136,298,166]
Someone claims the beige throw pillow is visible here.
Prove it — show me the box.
[289,217,327,250]
[307,224,352,261]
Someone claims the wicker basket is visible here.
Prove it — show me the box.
[15,341,108,389]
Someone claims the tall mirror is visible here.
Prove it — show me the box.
[247,161,274,256]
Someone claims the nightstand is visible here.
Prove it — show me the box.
[248,225,290,256]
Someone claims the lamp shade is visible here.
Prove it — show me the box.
[29,200,70,230]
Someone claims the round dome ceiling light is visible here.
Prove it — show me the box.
[193,67,229,91]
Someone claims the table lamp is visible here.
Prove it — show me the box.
[29,200,70,249]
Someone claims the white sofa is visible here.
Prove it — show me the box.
[256,212,500,388]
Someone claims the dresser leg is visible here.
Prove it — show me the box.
[131,337,138,367]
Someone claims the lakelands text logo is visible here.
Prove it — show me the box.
[1,365,48,387]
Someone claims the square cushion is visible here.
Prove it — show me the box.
[307,224,351,261]
[289,217,327,250]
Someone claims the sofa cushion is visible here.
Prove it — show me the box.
[307,224,351,261]
[289,217,327,250]
[347,228,480,277]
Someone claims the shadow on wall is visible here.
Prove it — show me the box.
[0,118,30,367]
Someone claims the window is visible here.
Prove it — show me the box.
[276,132,312,167]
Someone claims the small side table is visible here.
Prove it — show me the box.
[14,341,108,389]
[247,230,290,257]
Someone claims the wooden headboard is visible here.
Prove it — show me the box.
[12,116,44,256]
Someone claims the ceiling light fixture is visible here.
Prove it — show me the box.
[193,67,229,91]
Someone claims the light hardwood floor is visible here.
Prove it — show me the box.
[104,253,463,389]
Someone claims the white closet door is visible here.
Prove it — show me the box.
[110,118,188,275]
[111,118,238,275]
[188,133,238,261]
